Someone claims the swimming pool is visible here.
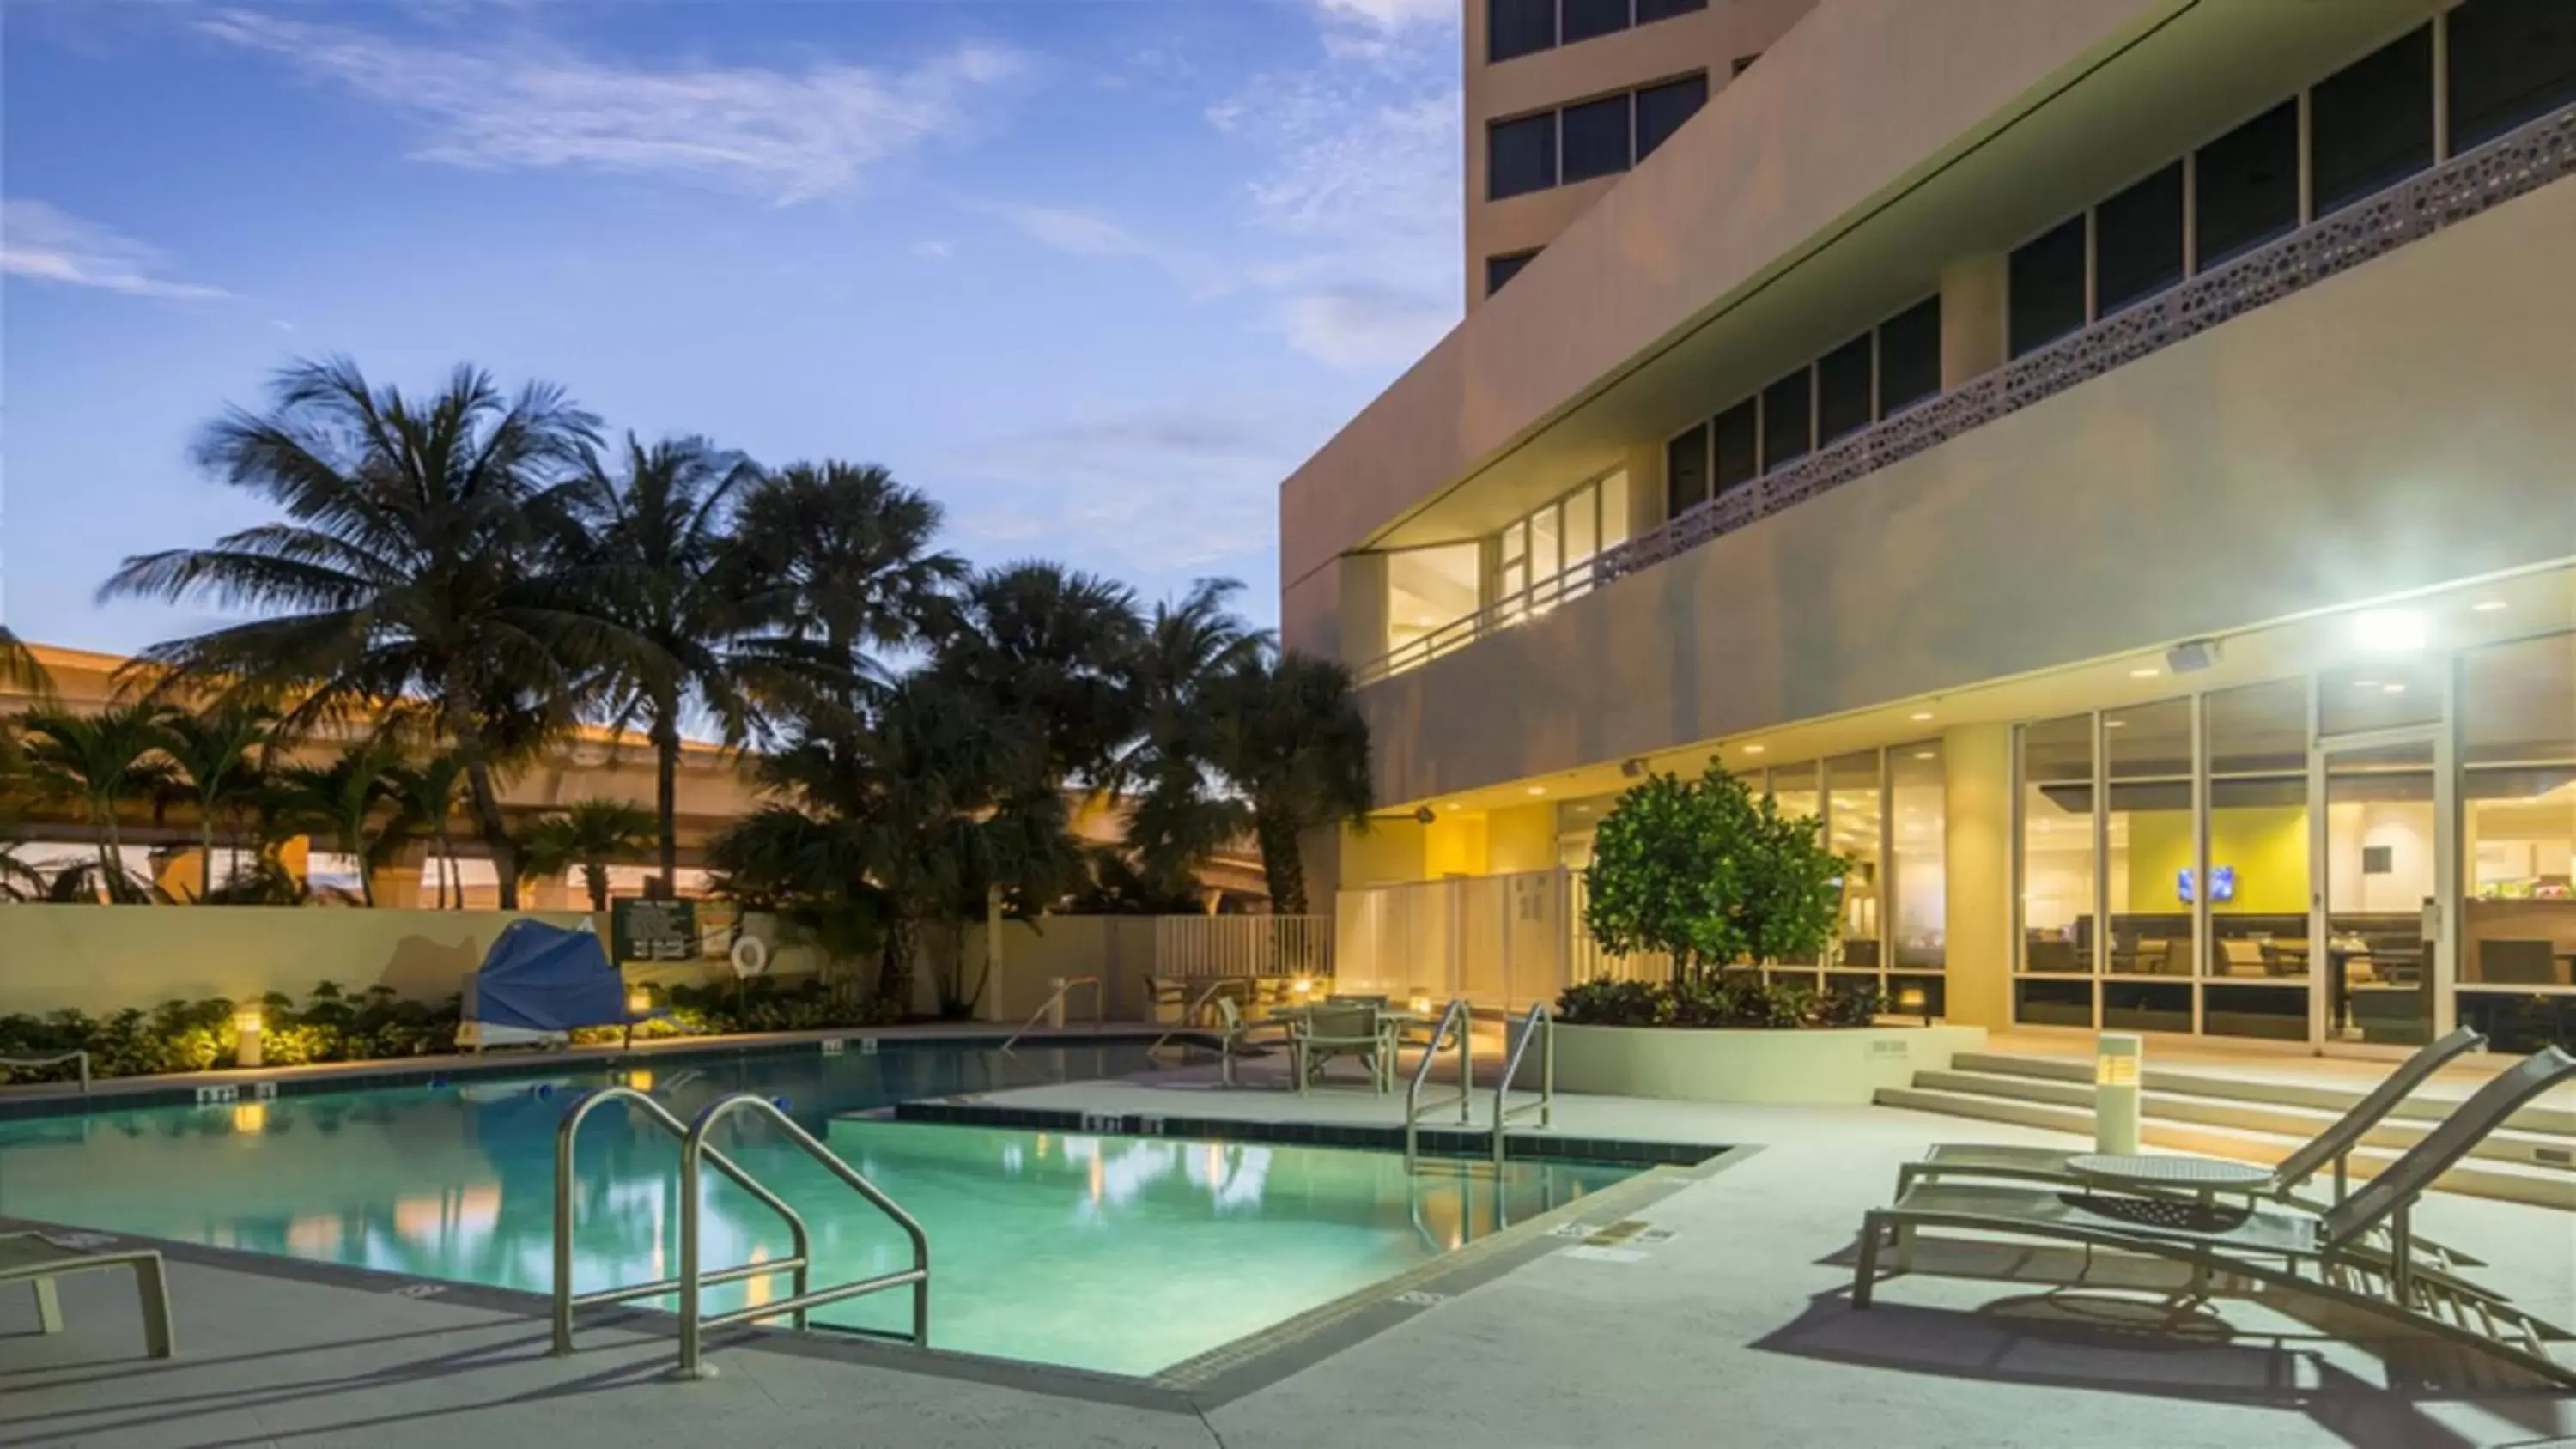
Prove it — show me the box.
[0,1043,1637,1375]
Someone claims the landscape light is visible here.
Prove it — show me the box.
[234,1007,264,1070]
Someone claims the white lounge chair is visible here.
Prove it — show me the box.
[4,1231,174,1360]
[1854,1047,2576,1387]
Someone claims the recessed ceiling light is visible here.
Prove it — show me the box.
[2129,667,2160,679]
[1742,744,1766,755]
[1913,750,1935,761]
[1910,711,1934,723]
[2105,719,2126,729]
[2471,599,2507,613]
[2382,683,2407,694]
[2353,609,2428,652]
[1527,785,1546,796]
[2352,680,2380,688]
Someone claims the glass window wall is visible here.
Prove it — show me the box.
[2461,633,2576,1049]
[2202,679,2312,1040]
[2105,698,2195,1033]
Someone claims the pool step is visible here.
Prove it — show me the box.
[1876,1070,2576,1210]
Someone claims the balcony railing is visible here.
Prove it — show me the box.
[1355,98,2576,688]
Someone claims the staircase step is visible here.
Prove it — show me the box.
[1952,1051,2576,1137]
[1874,1086,2576,1209]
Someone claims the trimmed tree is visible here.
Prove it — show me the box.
[1583,766,1848,982]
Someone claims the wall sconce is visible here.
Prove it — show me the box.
[234,1007,264,1070]
[2095,1034,2143,1155]
[1290,976,1317,1002]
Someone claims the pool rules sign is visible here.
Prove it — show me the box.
[612,898,697,964]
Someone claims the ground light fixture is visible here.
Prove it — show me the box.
[2095,1034,2143,1154]
[1895,985,1931,1026]
[234,1006,264,1069]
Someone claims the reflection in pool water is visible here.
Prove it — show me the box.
[0,1044,1634,1374]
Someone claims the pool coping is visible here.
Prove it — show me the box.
[0,1027,1218,1122]
[881,1095,1723,1167]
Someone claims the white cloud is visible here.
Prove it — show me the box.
[0,200,230,300]
[1312,0,1454,28]
[1281,288,1453,371]
[194,9,1027,206]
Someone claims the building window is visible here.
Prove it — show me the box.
[1814,334,1873,446]
[1489,112,1558,200]
[1561,0,1630,45]
[2311,26,2434,216]
[2008,215,2087,358]
[2093,161,2184,315]
[1489,0,1557,63]
[1635,73,1710,160]
[1876,295,1941,415]
[2195,100,2300,268]
[1486,250,1540,297]
[1384,543,1482,661]
[2447,0,2576,151]
[2460,634,2576,1022]
[1890,742,1946,973]
[1561,93,1634,184]
[1665,423,1710,517]
[1731,53,1760,76]
[1759,369,1811,472]
[1636,0,1705,21]
[1712,397,1759,492]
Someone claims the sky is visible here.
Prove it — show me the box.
[0,0,1463,655]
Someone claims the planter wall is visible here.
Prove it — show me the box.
[1551,1022,1988,1105]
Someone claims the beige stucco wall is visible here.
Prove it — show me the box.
[0,906,604,1016]
[1353,172,2576,805]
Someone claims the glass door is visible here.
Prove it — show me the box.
[2315,733,2451,1049]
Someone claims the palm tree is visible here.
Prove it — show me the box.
[17,702,177,901]
[0,626,51,699]
[266,737,404,906]
[521,798,654,912]
[1204,646,1373,915]
[384,752,470,908]
[564,434,762,896]
[100,356,623,907]
[926,562,1146,791]
[157,701,277,900]
[1107,579,1266,902]
[721,461,963,700]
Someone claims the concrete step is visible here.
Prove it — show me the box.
[1874,1085,2576,1210]
[1948,1051,2576,1137]
[1910,1070,2576,1171]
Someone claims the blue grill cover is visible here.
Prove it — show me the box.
[469,921,629,1034]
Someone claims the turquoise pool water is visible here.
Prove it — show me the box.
[0,1045,1635,1375]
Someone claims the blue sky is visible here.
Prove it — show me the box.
[1,0,1461,654]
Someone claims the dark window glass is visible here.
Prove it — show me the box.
[1665,423,1710,517]
[1731,53,1760,76]
[2195,100,2300,266]
[1712,398,1759,491]
[1489,112,1558,199]
[2008,215,2087,357]
[1560,94,1633,183]
[2093,161,2184,313]
[1814,334,1873,445]
[1637,0,1705,21]
[2313,27,2433,215]
[2446,0,2576,150]
[1760,368,1811,472]
[1636,74,1710,160]
[1876,295,1941,415]
[1485,251,1538,297]
[1562,0,1630,45]
[1489,0,1557,63]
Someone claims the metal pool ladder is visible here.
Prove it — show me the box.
[552,1086,932,1379]
[1490,1003,1555,1167]
[1402,998,1475,1173]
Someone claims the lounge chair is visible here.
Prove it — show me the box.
[1294,1003,1390,1094]
[1898,1027,2488,1213]
[1853,1047,2576,1387]
[4,1231,175,1360]
[1212,996,1295,1088]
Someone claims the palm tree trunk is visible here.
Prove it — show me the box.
[585,864,608,912]
[197,804,216,902]
[459,750,519,910]
[435,826,457,909]
[652,707,680,899]
[878,914,919,1015]
[1254,807,1305,915]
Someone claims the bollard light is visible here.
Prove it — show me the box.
[626,987,653,1017]
[234,1007,264,1070]
[2095,1033,2143,1154]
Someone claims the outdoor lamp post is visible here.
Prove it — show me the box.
[233,1007,264,1070]
[2095,1033,2143,1154]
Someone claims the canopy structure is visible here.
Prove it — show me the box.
[462,921,633,1049]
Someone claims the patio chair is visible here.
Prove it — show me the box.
[1897,1027,2488,1215]
[1294,1003,1389,1094]
[3,1232,174,1360]
[1852,1046,2576,1387]
[1212,996,1296,1088]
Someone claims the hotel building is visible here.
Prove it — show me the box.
[1282,0,2576,1055]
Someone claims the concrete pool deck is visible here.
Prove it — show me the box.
[5,1052,2573,1447]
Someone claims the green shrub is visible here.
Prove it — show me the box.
[1556,975,1898,1031]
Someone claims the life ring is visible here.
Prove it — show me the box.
[729,935,771,979]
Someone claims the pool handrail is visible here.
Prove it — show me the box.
[0,1049,89,1094]
[550,1085,812,1359]
[677,1094,930,1376]
[1402,998,1474,1173]
[999,975,1104,1053]
[1490,1003,1556,1167]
